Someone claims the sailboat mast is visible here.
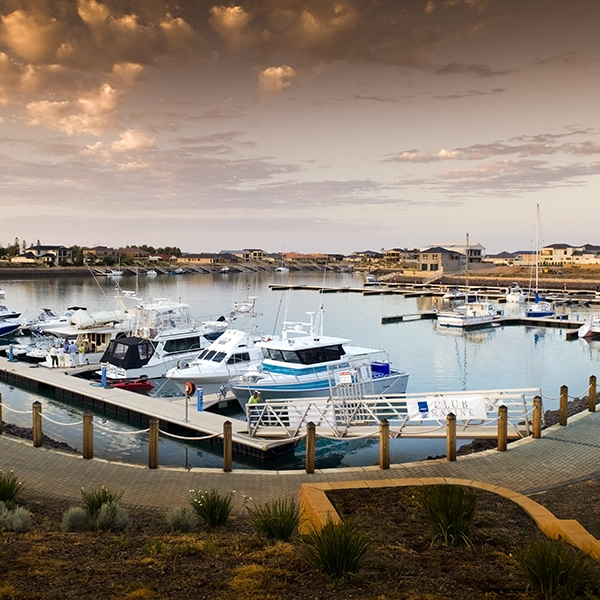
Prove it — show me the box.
[465,233,469,287]
[535,204,540,292]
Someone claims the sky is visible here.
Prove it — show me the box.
[0,0,599,255]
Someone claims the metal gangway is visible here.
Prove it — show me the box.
[245,387,541,440]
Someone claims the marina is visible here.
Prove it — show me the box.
[0,270,599,469]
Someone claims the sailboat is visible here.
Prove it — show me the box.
[525,205,555,318]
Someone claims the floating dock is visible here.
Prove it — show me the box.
[0,359,296,459]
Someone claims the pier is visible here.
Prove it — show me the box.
[0,358,296,459]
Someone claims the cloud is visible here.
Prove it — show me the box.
[434,87,504,100]
[258,65,296,99]
[209,5,253,53]
[530,51,579,68]
[434,62,515,78]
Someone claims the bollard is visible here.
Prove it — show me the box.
[379,418,390,469]
[497,405,507,451]
[197,388,203,412]
[148,418,159,469]
[305,422,316,474]
[532,395,542,439]
[223,420,232,473]
[446,413,456,461]
[0,392,3,435]
[589,375,597,413]
[100,363,107,387]
[32,401,42,448]
[83,412,93,459]
[559,385,568,426]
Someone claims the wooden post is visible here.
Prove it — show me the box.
[0,392,3,435]
[589,375,597,413]
[559,385,568,426]
[32,401,42,448]
[148,418,159,469]
[497,405,507,451]
[379,419,390,469]
[223,420,232,473]
[532,396,542,439]
[82,412,93,459]
[446,413,456,461]
[305,422,316,474]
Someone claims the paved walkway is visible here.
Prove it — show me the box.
[2,408,600,511]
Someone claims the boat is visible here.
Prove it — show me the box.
[364,274,378,284]
[525,205,555,318]
[505,283,527,303]
[26,307,86,332]
[110,377,154,393]
[103,269,124,277]
[436,299,498,328]
[228,308,409,407]
[171,268,185,275]
[275,266,289,273]
[220,267,231,274]
[0,319,20,338]
[146,270,158,277]
[578,315,600,338]
[99,299,209,380]
[164,327,263,390]
[0,305,21,320]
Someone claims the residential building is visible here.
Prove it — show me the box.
[418,247,464,273]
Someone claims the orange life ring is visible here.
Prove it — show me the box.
[184,381,196,396]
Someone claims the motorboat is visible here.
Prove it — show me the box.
[578,315,600,338]
[436,299,498,328]
[505,284,527,303]
[146,270,158,277]
[220,267,230,274]
[0,319,20,338]
[275,266,289,273]
[228,308,409,407]
[171,268,185,275]
[0,305,21,320]
[165,328,264,390]
[364,274,378,284]
[99,299,209,380]
[103,269,124,277]
[26,307,86,332]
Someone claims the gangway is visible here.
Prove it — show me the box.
[245,387,541,440]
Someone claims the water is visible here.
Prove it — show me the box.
[1,271,598,469]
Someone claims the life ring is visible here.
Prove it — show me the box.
[184,381,196,396]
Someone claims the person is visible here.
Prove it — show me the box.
[57,345,66,368]
[49,345,58,368]
[68,340,78,367]
[248,391,261,426]
[249,390,261,404]
[78,342,87,365]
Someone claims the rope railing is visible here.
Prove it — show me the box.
[40,414,84,427]
[94,422,150,435]
[158,430,221,442]
[1,405,33,415]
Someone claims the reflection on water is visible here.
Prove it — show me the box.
[0,271,598,469]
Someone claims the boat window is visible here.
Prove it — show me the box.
[137,342,154,361]
[263,348,284,361]
[111,342,129,360]
[212,352,227,363]
[296,344,345,365]
[196,349,210,360]
[202,350,217,361]
[163,336,202,354]
[227,353,250,364]
[281,350,302,363]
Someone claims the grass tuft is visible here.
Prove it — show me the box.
[80,486,124,517]
[165,506,196,533]
[189,489,233,527]
[247,498,300,542]
[0,470,24,503]
[415,484,477,547]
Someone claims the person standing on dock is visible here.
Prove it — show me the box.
[78,342,87,365]
[49,345,58,368]
[57,345,66,368]
[68,341,78,368]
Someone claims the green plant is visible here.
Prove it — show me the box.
[415,484,477,547]
[61,506,92,532]
[189,489,233,527]
[0,502,31,533]
[515,538,598,599]
[95,501,130,531]
[0,470,24,503]
[80,486,124,517]
[247,498,300,542]
[302,517,372,581]
[165,506,197,533]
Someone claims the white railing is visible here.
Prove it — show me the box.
[245,387,541,439]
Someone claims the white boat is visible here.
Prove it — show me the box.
[275,266,289,273]
[171,268,185,275]
[103,269,124,277]
[0,304,21,320]
[228,308,409,407]
[365,274,378,284]
[220,267,231,274]
[578,315,600,338]
[26,307,86,332]
[436,299,498,328]
[505,283,527,303]
[0,319,20,337]
[165,328,264,389]
[100,299,209,380]
[525,205,555,319]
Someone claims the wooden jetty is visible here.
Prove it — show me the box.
[0,359,295,459]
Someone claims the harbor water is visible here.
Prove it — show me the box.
[0,271,598,469]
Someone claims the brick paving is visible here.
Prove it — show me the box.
[2,409,600,512]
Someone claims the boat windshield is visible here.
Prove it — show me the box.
[262,344,345,365]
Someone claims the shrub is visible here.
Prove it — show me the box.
[0,470,24,503]
[95,501,130,531]
[515,538,599,599]
[166,507,197,533]
[62,506,92,532]
[0,502,31,533]
[189,489,233,527]
[415,484,477,547]
[247,498,300,542]
[302,517,372,581]
[80,486,124,517]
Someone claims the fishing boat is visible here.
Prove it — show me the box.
[505,283,527,303]
[525,205,555,318]
[578,315,600,339]
[228,308,409,407]
[436,299,498,328]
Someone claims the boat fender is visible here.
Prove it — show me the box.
[184,381,196,396]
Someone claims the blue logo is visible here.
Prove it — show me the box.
[418,401,429,415]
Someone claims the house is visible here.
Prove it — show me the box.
[571,244,600,265]
[418,247,464,274]
[284,252,329,265]
[24,245,73,265]
[346,250,384,263]
[540,243,574,266]
[219,249,266,262]
[430,241,485,264]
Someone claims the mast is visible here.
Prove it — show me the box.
[465,233,469,287]
[535,204,540,293]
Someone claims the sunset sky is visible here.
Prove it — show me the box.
[0,0,598,254]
